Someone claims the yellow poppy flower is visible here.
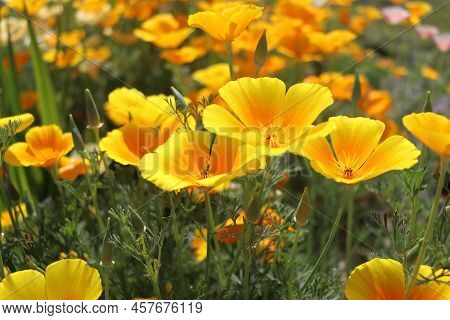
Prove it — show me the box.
[359,90,393,118]
[161,46,206,65]
[405,1,432,25]
[139,130,264,191]
[0,259,102,300]
[0,113,34,134]
[100,121,173,167]
[403,112,450,157]
[292,116,420,184]
[192,63,231,91]
[7,0,47,16]
[421,65,440,80]
[191,228,207,262]
[1,203,27,229]
[308,30,356,54]
[345,258,450,300]
[5,125,74,167]
[58,156,90,181]
[202,77,333,156]
[105,88,190,128]
[133,14,193,49]
[45,30,86,48]
[188,4,263,41]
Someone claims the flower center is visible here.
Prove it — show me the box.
[343,167,355,179]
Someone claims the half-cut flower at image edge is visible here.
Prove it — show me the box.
[5,125,74,167]
[0,259,102,300]
[139,130,265,191]
[345,258,449,300]
[203,77,334,156]
[291,116,421,184]
[0,113,34,135]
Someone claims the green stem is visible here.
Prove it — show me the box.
[407,194,419,244]
[406,157,448,298]
[168,193,185,293]
[300,187,348,293]
[226,41,236,80]
[345,186,355,269]
[243,221,252,299]
[0,220,4,280]
[104,267,110,300]
[287,227,301,298]
[93,128,112,179]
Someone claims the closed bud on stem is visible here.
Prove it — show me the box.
[295,187,310,226]
[85,89,103,129]
[69,114,85,152]
[254,29,268,75]
[170,86,188,112]
[352,70,361,104]
[245,188,261,224]
[421,91,432,112]
[101,218,114,268]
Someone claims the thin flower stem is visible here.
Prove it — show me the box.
[0,220,4,280]
[243,221,252,299]
[345,186,355,269]
[300,187,348,294]
[226,41,236,80]
[168,192,185,293]
[93,127,112,179]
[104,267,110,300]
[407,194,419,244]
[287,227,301,298]
[406,156,448,298]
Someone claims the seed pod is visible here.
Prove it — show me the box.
[352,70,361,104]
[295,187,310,226]
[245,188,261,224]
[421,91,432,112]
[170,86,188,111]
[69,114,85,152]
[101,218,114,268]
[254,29,268,74]
[85,89,103,129]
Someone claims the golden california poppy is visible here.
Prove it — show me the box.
[191,228,207,262]
[345,258,449,300]
[133,13,193,48]
[161,46,206,65]
[139,130,264,191]
[58,156,90,181]
[1,203,27,229]
[359,90,393,118]
[5,125,74,167]
[188,4,263,41]
[402,112,450,157]
[0,259,102,300]
[203,77,333,156]
[192,63,231,92]
[292,116,420,184]
[0,113,34,134]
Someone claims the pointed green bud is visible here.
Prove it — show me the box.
[254,29,268,74]
[170,86,188,111]
[421,91,432,112]
[295,187,310,226]
[85,89,103,129]
[245,188,261,224]
[101,217,114,268]
[69,114,85,152]
[352,70,361,104]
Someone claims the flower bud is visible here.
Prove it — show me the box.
[421,91,432,112]
[245,188,261,224]
[295,187,310,226]
[170,86,188,112]
[254,29,268,74]
[85,89,103,129]
[352,70,361,104]
[101,218,114,268]
[69,114,85,152]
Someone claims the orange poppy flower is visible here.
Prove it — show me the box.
[188,4,263,41]
[58,156,90,181]
[161,46,206,65]
[5,125,74,167]
[345,258,449,299]
[292,116,420,184]
[359,90,393,118]
[20,90,38,110]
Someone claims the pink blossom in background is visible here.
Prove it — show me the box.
[381,6,410,25]
[415,25,439,39]
[433,33,450,52]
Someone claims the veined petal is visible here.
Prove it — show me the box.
[4,142,41,166]
[100,129,140,166]
[188,12,229,41]
[409,266,450,300]
[0,270,46,300]
[345,258,406,300]
[358,135,420,180]
[45,259,102,300]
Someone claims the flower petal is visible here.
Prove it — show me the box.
[0,270,46,300]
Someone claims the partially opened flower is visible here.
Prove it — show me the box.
[359,90,393,118]
[100,121,173,167]
[5,125,74,167]
[0,259,102,300]
[139,130,264,191]
[345,258,450,300]
[133,13,193,48]
[58,156,90,180]
[403,112,450,157]
[188,4,263,41]
[0,113,34,135]
[203,77,333,156]
[292,116,420,184]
